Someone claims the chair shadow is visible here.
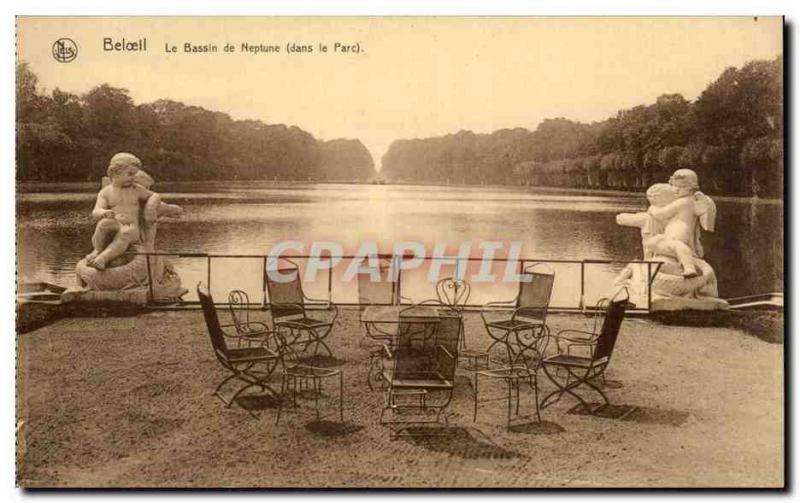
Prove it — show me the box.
[508,420,565,435]
[235,393,281,411]
[567,403,690,427]
[305,420,364,437]
[599,379,624,389]
[400,426,520,459]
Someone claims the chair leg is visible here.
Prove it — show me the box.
[541,365,599,414]
[539,364,567,410]
[473,372,480,422]
[506,378,512,429]
[228,382,258,408]
[276,373,287,425]
[533,374,542,422]
[339,371,344,422]
[213,373,237,399]
[570,368,610,410]
[313,377,321,420]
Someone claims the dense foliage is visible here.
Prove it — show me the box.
[16,62,376,183]
[381,57,783,197]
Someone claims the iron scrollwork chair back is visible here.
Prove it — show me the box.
[227,289,272,348]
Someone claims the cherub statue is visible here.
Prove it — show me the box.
[647,168,717,260]
[85,153,182,270]
[101,168,183,252]
[617,183,704,278]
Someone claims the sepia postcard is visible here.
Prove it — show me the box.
[14,16,784,488]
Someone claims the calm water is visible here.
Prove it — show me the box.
[17,182,783,307]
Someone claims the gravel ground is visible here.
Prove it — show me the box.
[16,308,783,488]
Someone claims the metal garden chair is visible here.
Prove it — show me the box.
[358,256,406,390]
[472,325,549,428]
[539,288,630,415]
[275,329,344,425]
[197,283,282,415]
[379,306,462,434]
[264,257,339,358]
[358,256,407,344]
[480,263,555,366]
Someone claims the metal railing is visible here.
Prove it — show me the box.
[136,252,664,314]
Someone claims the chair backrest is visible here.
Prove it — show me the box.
[197,283,228,361]
[357,258,398,307]
[433,311,462,380]
[265,259,305,319]
[515,264,555,322]
[592,294,628,363]
[436,277,471,310]
[227,289,250,334]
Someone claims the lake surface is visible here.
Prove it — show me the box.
[17,182,783,307]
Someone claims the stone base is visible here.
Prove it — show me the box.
[651,296,730,312]
[61,287,150,306]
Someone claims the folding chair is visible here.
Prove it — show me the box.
[198,284,282,416]
[539,288,629,414]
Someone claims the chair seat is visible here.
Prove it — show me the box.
[383,370,453,388]
[277,317,331,329]
[226,346,279,364]
[476,365,531,380]
[543,354,608,368]
[284,363,341,378]
[485,318,544,331]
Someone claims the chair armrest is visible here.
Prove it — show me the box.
[553,329,598,344]
[219,324,257,339]
[482,299,517,309]
[438,345,455,361]
[382,343,394,359]
[302,298,339,319]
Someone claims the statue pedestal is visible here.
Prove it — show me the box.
[61,287,150,306]
[651,296,730,312]
[67,245,187,306]
[614,257,729,312]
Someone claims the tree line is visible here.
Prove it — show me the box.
[381,57,783,197]
[16,62,376,184]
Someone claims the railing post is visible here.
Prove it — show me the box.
[207,256,212,293]
[579,261,585,312]
[647,262,652,313]
[262,256,268,309]
[145,254,154,304]
[328,264,333,303]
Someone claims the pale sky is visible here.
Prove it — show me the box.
[17,16,782,170]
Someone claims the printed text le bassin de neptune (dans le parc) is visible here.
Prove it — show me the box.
[102,37,363,55]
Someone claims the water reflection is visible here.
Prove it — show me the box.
[16,184,783,303]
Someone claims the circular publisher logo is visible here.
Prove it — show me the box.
[52,38,78,63]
